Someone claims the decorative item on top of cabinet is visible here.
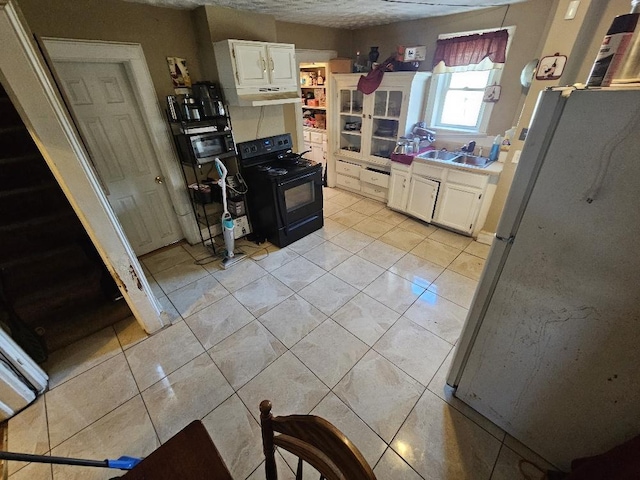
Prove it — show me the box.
[332,72,431,168]
[213,39,299,107]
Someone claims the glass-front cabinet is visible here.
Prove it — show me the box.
[338,88,364,154]
[333,72,431,167]
[371,89,403,161]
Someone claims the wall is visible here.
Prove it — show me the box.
[275,21,352,57]
[482,0,612,233]
[17,0,202,105]
[351,0,555,137]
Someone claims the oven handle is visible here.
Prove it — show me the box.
[277,169,320,188]
[276,187,290,234]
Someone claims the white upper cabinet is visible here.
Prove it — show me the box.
[214,39,299,106]
[267,44,297,85]
[232,43,271,87]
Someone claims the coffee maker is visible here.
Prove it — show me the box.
[191,81,225,118]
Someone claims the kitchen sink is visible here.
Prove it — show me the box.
[417,150,495,168]
[450,155,495,167]
[417,150,461,162]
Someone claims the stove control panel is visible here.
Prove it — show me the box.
[238,133,292,161]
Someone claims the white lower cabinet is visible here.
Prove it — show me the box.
[434,182,483,234]
[388,169,409,210]
[336,159,361,191]
[387,160,495,236]
[406,176,439,222]
[304,130,327,168]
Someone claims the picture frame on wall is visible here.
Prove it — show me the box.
[167,57,191,94]
[483,84,501,102]
[536,53,567,80]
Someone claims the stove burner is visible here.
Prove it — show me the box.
[267,168,288,176]
[256,165,271,172]
[295,159,312,167]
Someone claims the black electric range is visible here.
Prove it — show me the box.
[237,134,324,247]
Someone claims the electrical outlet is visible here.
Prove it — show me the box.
[512,149,522,164]
[565,0,580,20]
[519,128,529,141]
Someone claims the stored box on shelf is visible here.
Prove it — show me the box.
[228,197,246,217]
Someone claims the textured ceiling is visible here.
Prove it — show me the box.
[124,0,527,29]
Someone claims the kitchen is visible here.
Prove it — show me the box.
[1,0,638,478]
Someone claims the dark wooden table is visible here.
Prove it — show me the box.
[120,420,234,479]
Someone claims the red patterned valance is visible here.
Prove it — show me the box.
[432,29,509,68]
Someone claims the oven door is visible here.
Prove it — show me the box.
[275,168,323,229]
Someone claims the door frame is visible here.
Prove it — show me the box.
[41,37,200,246]
[0,0,166,334]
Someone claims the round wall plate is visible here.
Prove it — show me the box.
[520,59,539,88]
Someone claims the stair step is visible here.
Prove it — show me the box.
[0,210,79,234]
[38,299,133,354]
[2,244,98,290]
[0,184,70,226]
[0,213,86,265]
[0,98,23,130]
[0,129,39,159]
[0,155,52,191]
[13,270,104,326]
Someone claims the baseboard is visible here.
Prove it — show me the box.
[476,231,495,246]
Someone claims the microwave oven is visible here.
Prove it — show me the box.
[174,130,236,165]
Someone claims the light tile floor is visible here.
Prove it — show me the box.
[6,188,555,480]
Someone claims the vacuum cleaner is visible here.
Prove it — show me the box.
[214,157,246,269]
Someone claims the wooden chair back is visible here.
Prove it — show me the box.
[259,400,377,480]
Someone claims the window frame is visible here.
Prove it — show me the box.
[425,26,515,135]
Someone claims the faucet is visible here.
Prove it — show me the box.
[460,140,476,155]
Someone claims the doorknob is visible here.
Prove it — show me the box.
[155,175,164,184]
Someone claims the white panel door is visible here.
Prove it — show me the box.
[54,61,182,255]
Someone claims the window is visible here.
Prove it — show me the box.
[425,26,515,134]
[432,69,498,132]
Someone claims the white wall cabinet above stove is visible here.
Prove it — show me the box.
[214,39,299,106]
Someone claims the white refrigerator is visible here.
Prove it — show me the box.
[447,87,640,471]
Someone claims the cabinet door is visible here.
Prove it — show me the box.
[406,176,439,222]
[368,88,406,163]
[267,44,297,86]
[233,43,269,87]
[435,183,483,234]
[337,86,365,159]
[387,170,409,211]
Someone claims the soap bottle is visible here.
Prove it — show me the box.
[489,135,501,162]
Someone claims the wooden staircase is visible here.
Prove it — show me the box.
[0,83,132,358]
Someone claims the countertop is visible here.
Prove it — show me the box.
[394,154,504,177]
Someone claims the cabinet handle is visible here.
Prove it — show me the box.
[269,57,274,72]
[261,56,267,73]
[368,114,372,119]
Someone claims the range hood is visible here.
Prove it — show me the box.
[222,87,301,107]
